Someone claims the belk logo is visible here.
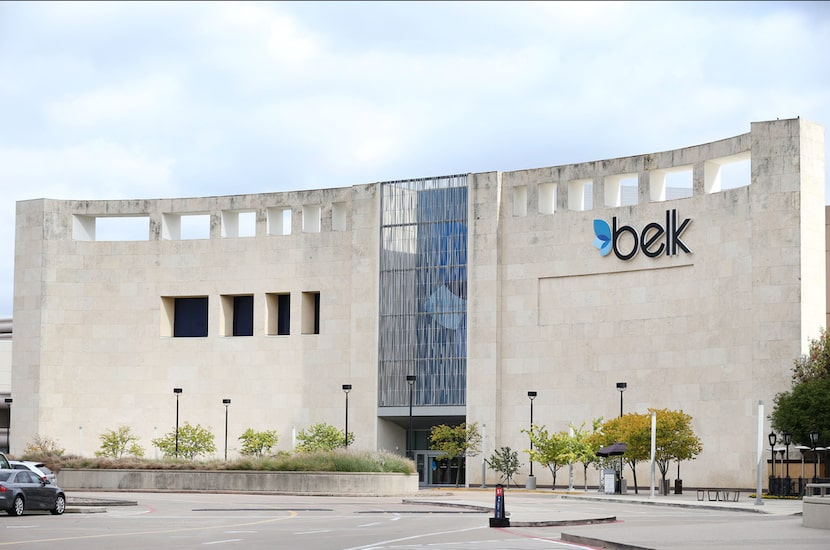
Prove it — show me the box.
[593,209,692,260]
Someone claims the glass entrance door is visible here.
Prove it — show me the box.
[414,451,466,487]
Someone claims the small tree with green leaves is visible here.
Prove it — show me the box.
[485,446,521,489]
[96,426,145,458]
[570,419,603,491]
[649,408,703,488]
[296,423,353,452]
[238,428,279,457]
[429,422,482,487]
[523,425,568,489]
[152,422,216,460]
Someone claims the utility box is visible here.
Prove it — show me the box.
[603,469,616,494]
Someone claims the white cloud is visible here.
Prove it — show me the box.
[0,140,175,200]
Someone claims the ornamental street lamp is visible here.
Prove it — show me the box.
[173,388,183,458]
[406,375,416,459]
[222,399,231,461]
[616,382,627,418]
[342,384,352,449]
[527,391,537,478]
[783,431,792,495]
[810,429,820,482]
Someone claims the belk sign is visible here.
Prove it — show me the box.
[593,209,692,260]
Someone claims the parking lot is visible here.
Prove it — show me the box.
[0,489,828,550]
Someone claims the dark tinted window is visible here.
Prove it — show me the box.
[174,297,209,337]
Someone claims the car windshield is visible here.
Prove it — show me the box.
[39,466,53,475]
[0,472,11,481]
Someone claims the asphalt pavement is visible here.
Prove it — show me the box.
[64,486,828,550]
[403,486,827,550]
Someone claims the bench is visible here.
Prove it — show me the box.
[697,489,740,502]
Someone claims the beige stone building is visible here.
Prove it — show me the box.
[9,117,826,488]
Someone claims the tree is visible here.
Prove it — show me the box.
[598,413,651,494]
[296,423,353,452]
[571,419,604,491]
[523,425,568,489]
[152,422,216,460]
[429,422,482,487]
[771,375,830,447]
[238,428,280,457]
[791,327,830,384]
[648,408,703,488]
[96,426,145,458]
[485,446,521,488]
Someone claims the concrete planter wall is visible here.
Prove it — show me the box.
[58,469,419,496]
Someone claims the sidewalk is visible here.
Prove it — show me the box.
[405,486,829,550]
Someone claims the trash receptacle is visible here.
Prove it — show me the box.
[674,479,683,494]
[659,479,670,495]
[620,479,628,494]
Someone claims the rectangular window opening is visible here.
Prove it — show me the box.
[222,210,256,238]
[302,291,320,334]
[162,296,209,337]
[538,183,556,214]
[303,205,322,233]
[267,207,292,236]
[266,292,291,336]
[512,186,527,216]
[221,294,254,336]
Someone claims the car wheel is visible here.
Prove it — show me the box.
[8,495,24,516]
[51,494,66,515]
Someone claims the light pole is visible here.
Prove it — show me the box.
[406,375,416,459]
[342,384,352,449]
[783,431,792,495]
[768,431,777,495]
[616,382,627,417]
[3,398,11,453]
[173,388,182,458]
[527,391,537,478]
[810,429,819,482]
[615,382,626,494]
[222,398,231,461]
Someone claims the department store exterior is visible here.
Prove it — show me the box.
[9,117,826,488]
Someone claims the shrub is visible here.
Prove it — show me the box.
[152,422,216,460]
[96,426,145,458]
[296,423,353,452]
[238,428,279,457]
[22,434,65,460]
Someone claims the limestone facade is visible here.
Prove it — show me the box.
[10,117,826,488]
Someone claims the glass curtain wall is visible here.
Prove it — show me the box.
[378,175,468,408]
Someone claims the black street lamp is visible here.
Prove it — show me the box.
[3,398,11,453]
[406,375,416,458]
[173,388,183,458]
[527,391,537,477]
[222,398,231,461]
[342,384,352,449]
[810,429,820,482]
[768,431,777,494]
[616,382,627,418]
[783,431,792,495]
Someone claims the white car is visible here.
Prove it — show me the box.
[9,461,57,485]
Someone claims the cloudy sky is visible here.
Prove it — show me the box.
[1,1,829,317]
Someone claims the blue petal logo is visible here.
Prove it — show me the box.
[593,219,612,256]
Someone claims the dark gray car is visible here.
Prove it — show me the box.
[0,468,66,516]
